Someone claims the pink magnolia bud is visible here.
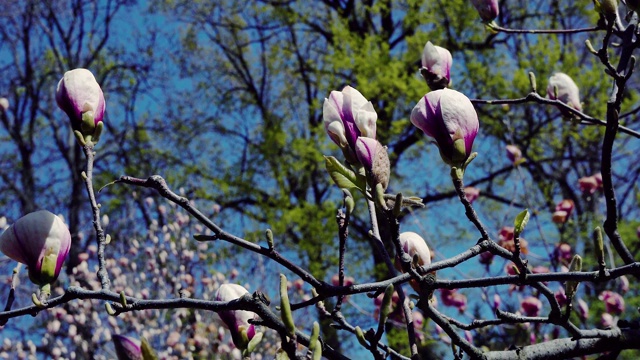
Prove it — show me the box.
[594,173,603,188]
[493,294,501,310]
[555,288,568,307]
[553,243,572,264]
[619,275,629,293]
[520,296,543,317]
[577,298,589,321]
[0,210,71,286]
[470,0,500,22]
[395,232,431,292]
[215,284,256,349]
[440,289,467,312]
[601,312,614,328]
[355,137,390,190]
[56,69,105,135]
[0,98,8,112]
[420,42,452,90]
[505,145,522,164]
[323,86,377,164]
[599,291,625,315]
[112,335,142,360]
[464,187,480,203]
[478,250,494,265]
[547,73,582,113]
[552,199,574,224]
[331,274,355,287]
[411,89,479,167]
[578,176,599,195]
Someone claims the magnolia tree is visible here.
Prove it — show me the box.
[2,0,640,359]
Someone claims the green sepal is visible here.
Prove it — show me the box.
[514,209,530,237]
[141,336,159,360]
[593,227,606,268]
[309,322,322,360]
[245,331,264,355]
[324,156,366,193]
[378,284,394,329]
[565,255,583,298]
[93,121,104,144]
[275,349,290,360]
[73,130,87,146]
[355,326,368,347]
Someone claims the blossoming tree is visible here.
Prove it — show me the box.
[1,0,640,359]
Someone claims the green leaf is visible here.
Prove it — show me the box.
[514,209,530,236]
[324,156,365,192]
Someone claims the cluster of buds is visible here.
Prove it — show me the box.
[578,173,603,195]
[0,210,71,294]
[56,68,106,145]
[552,199,575,224]
[410,89,479,168]
[323,86,389,191]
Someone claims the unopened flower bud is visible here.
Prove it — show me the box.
[215,284,257,350]
[411,89,479,168]
[323,86,377,164]
[56,69,106,144]
[464,187,480,203]
[520,296,543,317]
[505,145,522,164]
[470,0,500,22]
[355,137,390,190]
[420,42,452,90]
[547,73,582,114]
[112,335,142,360]
[395,232,431,292]
[0,210,71,287]
[0,98,8,112]
[552,199,575,224]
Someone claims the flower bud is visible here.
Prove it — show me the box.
[410,89,479,168]
[520,296,543,317]
[505,145,522,164]
[552,199,575,224]
[355,137,390,190]
[0,98,8,112]
[546,73,582,114]
[420,42,452,90]
[577,298,589,320]
[578,176,599,195]
[470,0,500,22]
[215,284,257,350]
[395,232,431,292]
[323,86,377,164]
[599,290,625,315]
[464,187,480,203]
[0,210,71,286]
[440,288,467,312]
[56,69,105,144]
[112,335,142,360]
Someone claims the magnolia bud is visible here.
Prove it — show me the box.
[410,89,479,168]
[323,86,377,164]
[0,210,71,287]
[56,69,106,144]
[215,284,257,350]
[355,137,390,190]
[546,73,582,115]
[420,42,452,90]
[470,0,500,22]
[112,335,142,360]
